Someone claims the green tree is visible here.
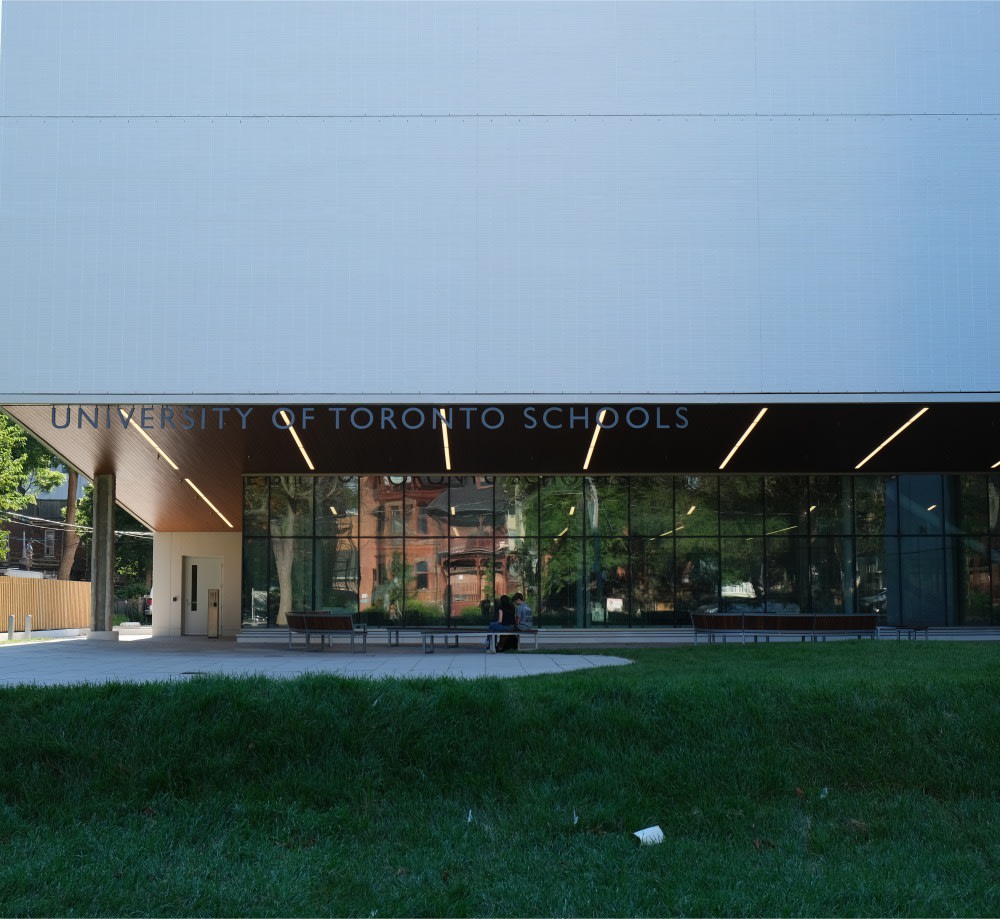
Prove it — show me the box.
[0,412,66,563]
[75,483,153,596]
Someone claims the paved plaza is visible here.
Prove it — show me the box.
[0,636,632,687]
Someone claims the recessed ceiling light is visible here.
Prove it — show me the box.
[184,478,234,528]
[765,524,798,536]
[121,407,179,470]
[279,411,315,471]
[439,408,452,471]
[583,410,609,471]
[719,407,768,470]
[855,407,929,470]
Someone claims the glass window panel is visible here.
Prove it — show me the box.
[406,476,451,537]
[719,476,763,537]
[947,475,989,536]
[630,537,676,626]
[243,477,269,537]
[764,476,808,535]
[809,536,855,614]
[495,476,538,538]
[360,476,405,537]
[315,476,359,537]
[439,475,496,537]
[444,525,490,625]
[675,476,718,539]
[269,476,313,537]
[855,476,890,536]
[358,540,406,625]
[721,536,764,606]
[540,476,583,538]
[415,561,429,591]
[270,537,313,624]
[314,537,359,612]
[241,537,269,626]
[541,538,584,627]
[991,537,1000,624]
[898,475,944,536]
[405,537,447,625]
[585,476,629,538]
[952,535,992,625]
[857,536,890,619]
[809,476,853,537]
[587,537,629,626]
[900,535,947,626]
[629,476,675,537]
[501,536,539,621]
[764,536,807,612]
[675,537,720,615]
[991,477,1000,535]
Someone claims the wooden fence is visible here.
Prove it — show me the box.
[0,577,91,631]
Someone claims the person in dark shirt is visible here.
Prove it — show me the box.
[489,594,517,652]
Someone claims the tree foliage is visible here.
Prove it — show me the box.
[75,483,153,596]
[0,412,67,562]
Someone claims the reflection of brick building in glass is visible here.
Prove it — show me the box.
[358,476,517,623]
[1,480,89,580]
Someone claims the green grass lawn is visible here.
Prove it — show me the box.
[2,642,1000,917]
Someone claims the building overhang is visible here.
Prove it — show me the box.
[3,400,999,534]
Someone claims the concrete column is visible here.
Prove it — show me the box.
[90,473,116,633]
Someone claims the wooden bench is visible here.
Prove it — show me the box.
[286,610,367,653]
[419,627,539,654]
[876,624,930,640]
[691,612,879,644]
[378,625,423,647]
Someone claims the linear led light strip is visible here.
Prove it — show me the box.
[765,524,798,536]
[855,407,929,470]
[185,478,234,528]
[279,410,315,470]
[120,407,232,528]
[120,408,179,470]
[439,408,452,471]
[583,410,609,471]
[992,458,1000,469]
[653,525,685,539]
[719,407,768,470]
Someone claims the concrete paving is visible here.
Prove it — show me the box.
[0,635,633,687]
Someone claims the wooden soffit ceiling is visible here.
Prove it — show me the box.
[4,401,999,533]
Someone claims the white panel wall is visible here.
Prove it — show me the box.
[1,1,997,401]
[151,531,243,638]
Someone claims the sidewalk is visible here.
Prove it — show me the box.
[0,636,632,687]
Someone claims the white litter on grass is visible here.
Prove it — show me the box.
[573,809,579,826]
[820,787,829,799]
[634,825,664,846]
[467,809,473,823]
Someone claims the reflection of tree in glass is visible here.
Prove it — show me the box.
[372,552,410,620]
[243,476,269,536]
[269,476,312,625]
[315,477,360,607]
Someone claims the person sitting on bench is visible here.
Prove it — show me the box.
[489,594,517,652]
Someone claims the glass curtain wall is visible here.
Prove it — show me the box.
[242,474,1000,628]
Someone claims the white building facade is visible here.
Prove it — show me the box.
[1,2,998,634]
